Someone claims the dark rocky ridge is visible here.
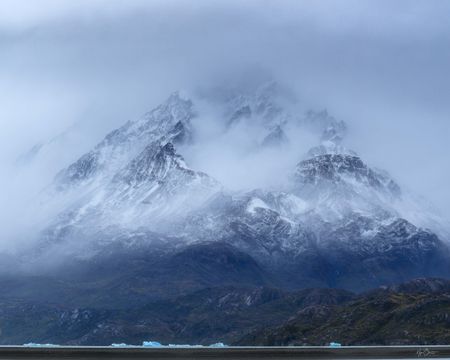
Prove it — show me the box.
[1,278,450,346]
[237,278,450,346]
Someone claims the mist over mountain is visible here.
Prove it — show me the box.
[2,1,450,226]
[1,0,450,346]
[2,79,448,293]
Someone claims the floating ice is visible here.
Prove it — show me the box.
[141,340,227,348]
[142,341,163,347]
[23,343,60,347]
[166,344,203,348]
[111,343,134,347]
[329,342,342,347]
[209,343,227,348]
[23,341,227,348]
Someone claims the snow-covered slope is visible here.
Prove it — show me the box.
[21,81,450,290]
[55,92,194,189]
[35,92,220,253]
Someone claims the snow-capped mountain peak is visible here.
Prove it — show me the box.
[294,152,401,198]
[55,92,195,190]
[20,82,450,292]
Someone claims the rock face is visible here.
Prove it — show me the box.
[295,153,401,196]
[19,81,450,292]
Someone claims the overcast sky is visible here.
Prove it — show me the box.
[1,0,450,219]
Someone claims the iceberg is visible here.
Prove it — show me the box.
[142,341,163,347]
[329,342,342,348]
[23,343,60,347]
[23,341,228,348]
[141,340,227,348]
[111,343,134,347]
[209,343,227,348]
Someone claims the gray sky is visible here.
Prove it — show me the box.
[1,0,450,219]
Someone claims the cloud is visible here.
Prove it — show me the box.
[0,0,450,250]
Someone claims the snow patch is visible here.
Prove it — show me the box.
[247,197,271,214]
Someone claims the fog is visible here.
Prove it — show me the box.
[1,0,450,249]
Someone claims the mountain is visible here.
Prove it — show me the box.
[55,92,195,189]
[32,93,220,257]
[2,80,450,345]
[237,278,450,346]
[2,278,450,346]
[0,285,353,346]
[15,81,450,290]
